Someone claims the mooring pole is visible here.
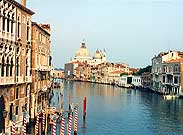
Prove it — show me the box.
[74,109,78,135]
[83,96,86,127]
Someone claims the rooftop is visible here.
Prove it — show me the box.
[7,0,34,15]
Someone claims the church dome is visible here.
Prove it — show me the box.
[75,42,90,58]
[93,50,102,59]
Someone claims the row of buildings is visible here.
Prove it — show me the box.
[64,42,138,84]
[64,42,183,97]
[0,0,52,134]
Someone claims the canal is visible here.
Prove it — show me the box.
[51,80,183,135]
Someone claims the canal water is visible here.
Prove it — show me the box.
[51,80,183,135]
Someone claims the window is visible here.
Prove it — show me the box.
[26,58,28,76]
[17,17,20,38]
[11,14,14,33]
[10,58,13,76]
[6,58,9,77]
[163,76,165,83]
[16,57,19,76]
[9,103,13,120]
[25,86,28,97]
[15,106,18,115]
[174,76,178,84]
[2,12,5,31]
[7,15,10,32]
[27,22,29,41]
[1,56,5,77]
[16,88,19,99]
[174,65,179,72]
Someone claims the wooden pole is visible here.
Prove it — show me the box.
[83,96,86,128]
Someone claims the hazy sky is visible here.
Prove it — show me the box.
[25,0,183,68]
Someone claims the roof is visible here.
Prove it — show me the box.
[7,0,34,15]
[111,70,125,74]
[165,58,183,64]
[129,68,139,72]
[32,22,51,36]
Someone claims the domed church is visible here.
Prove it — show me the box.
[91,49,106,65]
[74,41,91,63]
[71,41,107,65]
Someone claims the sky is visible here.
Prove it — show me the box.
[24,0,183,68]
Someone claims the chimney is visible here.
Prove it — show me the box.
[21,0,26,7]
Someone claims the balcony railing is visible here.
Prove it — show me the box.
[39,65,51,71]
[25,76,32,83]
[16,76,24,84]
[0,77,15,85]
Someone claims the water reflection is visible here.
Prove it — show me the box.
[56,80,183,135]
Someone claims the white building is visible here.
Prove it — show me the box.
[119,75,141,88]
[71,41,107,66]
[91,49,106,66]
[73,42,91,63]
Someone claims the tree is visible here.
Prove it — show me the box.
[135,65,152,76]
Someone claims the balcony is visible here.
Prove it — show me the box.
[25,76,32,83]
[16,76,24,84]
[166,72,174,75]
[0,77,15,85]
[39,65,51,71]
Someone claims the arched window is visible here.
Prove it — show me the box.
[6,57,9,77]
[7,13,10,32]
[16,57,19,76]
[11,13,14,33]
[2,11,5,31]
[10,58,13,76]
[1,56,5,77]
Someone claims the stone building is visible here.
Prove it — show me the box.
[151,51,183,95]
[52,69,65,79]
[0,0,34,133]
[71,40,107,65]
[141,72,152,88]
[161,58,183,96]
[31,22,51,121]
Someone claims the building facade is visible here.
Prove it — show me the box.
[31,22,51,120]
[52,69,65,79]
[161,59,183,95]
[141,72,152,88]
[0,0,34,133]
[151,51,183,95]
[119,75,141,87]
